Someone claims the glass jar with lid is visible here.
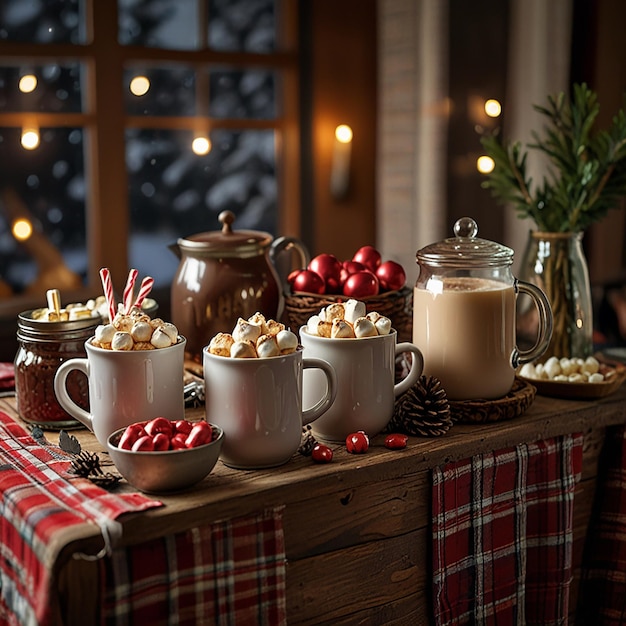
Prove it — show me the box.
[412,217,553,400]
[14,310,99,429]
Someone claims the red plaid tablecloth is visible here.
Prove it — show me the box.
[100,508,286,625]
[0,410,163,626]
[578,424,626,625]
[432,433,583,626]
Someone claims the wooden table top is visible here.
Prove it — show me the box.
[2,382,626,562]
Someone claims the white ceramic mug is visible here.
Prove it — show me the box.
[299,328,424,442]
[54,337,186,447]
[203,347,337,469]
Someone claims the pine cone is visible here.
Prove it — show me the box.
[387,375,452,437]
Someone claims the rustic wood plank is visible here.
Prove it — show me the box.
[286,528,429,624]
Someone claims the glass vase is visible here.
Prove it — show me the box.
[517,231,593,360]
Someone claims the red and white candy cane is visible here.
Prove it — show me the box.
[134,276,154,309]
[122,268,139,314]
[99,268,116,322]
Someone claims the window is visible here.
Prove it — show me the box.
[0,0,299,312]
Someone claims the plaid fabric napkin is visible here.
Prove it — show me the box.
[0,410,162,626]
[578,424,626,625]
[100,507,287,625]
[432,433,583,626]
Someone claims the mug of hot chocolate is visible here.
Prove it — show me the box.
[412,218,553,401]
[54,269,186,446]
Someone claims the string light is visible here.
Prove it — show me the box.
[130,75,150,96]
[484,99,502,118]
[12,218,33,241]
[21,128,40,150]
[476,155,495,174]
[19,74,37,93]
[192,136,211,155]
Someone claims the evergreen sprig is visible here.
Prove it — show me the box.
[481,83,626,232]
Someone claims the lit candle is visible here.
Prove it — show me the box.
[330,124,353,198]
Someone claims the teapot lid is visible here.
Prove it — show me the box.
[416,217,514,268]
[177,210,273,256]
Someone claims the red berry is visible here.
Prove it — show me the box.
[173,419,193,435]
[384,433,408,450]
[118,423,146,450]
[170,433,188,449]
[185,422,212,448]
[144,416,174,438]
[346,430,369,454]
[311,443,333,463]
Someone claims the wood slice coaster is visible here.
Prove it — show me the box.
[449,377,537,424]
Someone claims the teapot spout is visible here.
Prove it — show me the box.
[168,241,181,259]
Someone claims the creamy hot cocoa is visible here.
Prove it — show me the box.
[412,276,516,400]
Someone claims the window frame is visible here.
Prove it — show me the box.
[0,0,300,316]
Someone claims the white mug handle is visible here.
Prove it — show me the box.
[54,358,94,431]
[393,343,424,396]
[302,357,337,425]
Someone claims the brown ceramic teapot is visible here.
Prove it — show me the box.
[170,210,309,361]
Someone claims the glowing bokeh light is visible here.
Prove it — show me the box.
[12,218,33,241]
[335,124,353,143]
[21,129,40,150]
[484,99,502,118]
[477,155,495,174]
[192,136,211,155]
[130,75,150,96]
[19,74,38,93]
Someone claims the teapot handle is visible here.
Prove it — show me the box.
[269,236,310,290]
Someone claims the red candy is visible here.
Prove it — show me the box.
[384,433,408,450]
[346,431,369,454]
[118,418,213,451]
[311,443,333,463]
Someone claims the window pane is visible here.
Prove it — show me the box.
[118,0,201,50]
[0,0,85,44]
[0,127,87,298]
[208,0,276,52]
[209,68,276,119]
[124,65,196,116]
[0,63,84,114]
[126,127,277,287]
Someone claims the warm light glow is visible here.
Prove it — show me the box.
[130,75,150,96]
[12,218,33,241]
[19,74,37,93]
[192,136,211,155]
[21,128,40,150]
[335,124,353,144]
[477,155,495,174]
[484,99,502,118]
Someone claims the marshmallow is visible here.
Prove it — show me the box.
[317,321,332,338]
[248,312,270,335]
[306,315,322,335]
[266,319,286,336]
[368,312,392,335]
[277,329,298,354]
[112,331,134,351]
[150,327,174,349]
[160,322,179,342]
[131,321,153,343]
[232,318,262,343]
[95,323,116,344]
[324,303,345,323]
[208,333,234,357]
[231,341,257,358]
[343,299,367,324]
[331,319,355,338]
[256,334,280,358]
[353,317,378,338]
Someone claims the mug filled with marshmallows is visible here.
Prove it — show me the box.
[299,299,423,442]
[203,313,337,469]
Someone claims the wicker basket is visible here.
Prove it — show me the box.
[449,377,537,424]
[282,286,413,343]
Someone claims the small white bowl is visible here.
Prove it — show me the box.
[107,423,224,493]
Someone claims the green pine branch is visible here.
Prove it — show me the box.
[481,83,626,232]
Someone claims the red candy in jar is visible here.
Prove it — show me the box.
[14,310,99,429]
